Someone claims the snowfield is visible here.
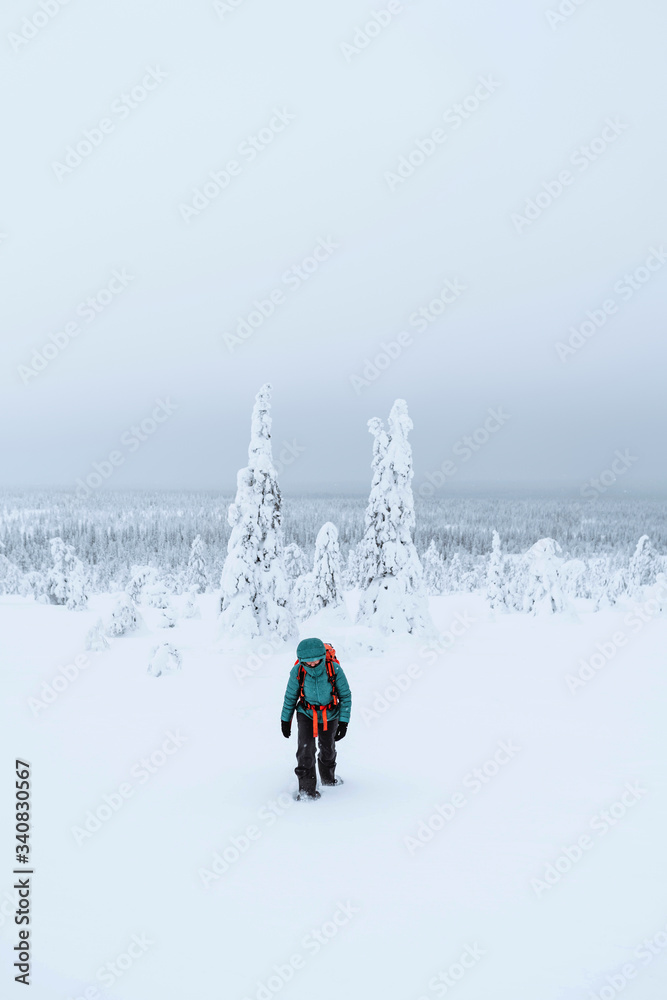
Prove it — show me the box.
[2,590,666,1000]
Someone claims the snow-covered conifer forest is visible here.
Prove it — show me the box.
[1,389,665,615]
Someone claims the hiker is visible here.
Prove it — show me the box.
[281,637,352,800]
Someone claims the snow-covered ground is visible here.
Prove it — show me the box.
[2,592,666,1000]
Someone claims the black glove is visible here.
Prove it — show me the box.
[281,720,291,739]
[335,721,348,741]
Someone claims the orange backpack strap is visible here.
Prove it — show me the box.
[324,644,340,706]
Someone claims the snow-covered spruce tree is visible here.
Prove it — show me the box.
[46,537,88,610]
[186,535,209,594]
[218,384,296,643]
[143,580,170,609]
[127,566,159,604]
[85,619,110,652]
[343,544,361,590]
[283,543,308,581]
[296,522,345,620]
[521,538,566,614]
[105,595,141,637]
[422,540,446,596]
[628,535,655,596]
[356,400,432,634]
[0,555,21,595]
[593,563,626,610]
[444,552,465,594]
[486,530,505,611]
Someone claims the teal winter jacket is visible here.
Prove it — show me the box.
[281,658,352,725]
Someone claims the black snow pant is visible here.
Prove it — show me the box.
[295,711,339,795]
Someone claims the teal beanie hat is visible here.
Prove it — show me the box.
[297,637,326,661]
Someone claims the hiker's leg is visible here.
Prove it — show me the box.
[295,712,317,795]
[317,720,338,785]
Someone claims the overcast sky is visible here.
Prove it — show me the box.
[1,0,666,496]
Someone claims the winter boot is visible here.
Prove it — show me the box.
[296,789,321,801]
[318,758,341,787]
[296,770,319,801]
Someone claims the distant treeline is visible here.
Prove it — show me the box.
[1,490,665,591]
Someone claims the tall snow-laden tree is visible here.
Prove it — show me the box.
[522,538,566,614]
[310,522,344,611]
[46,537,88,610]
[186,535,209,594]
[422,540,446,596]
[294,522,345,620]
[628,535,655,596]
[218,384,296,643]
[486,530,505,610]
[356,400,432,634]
